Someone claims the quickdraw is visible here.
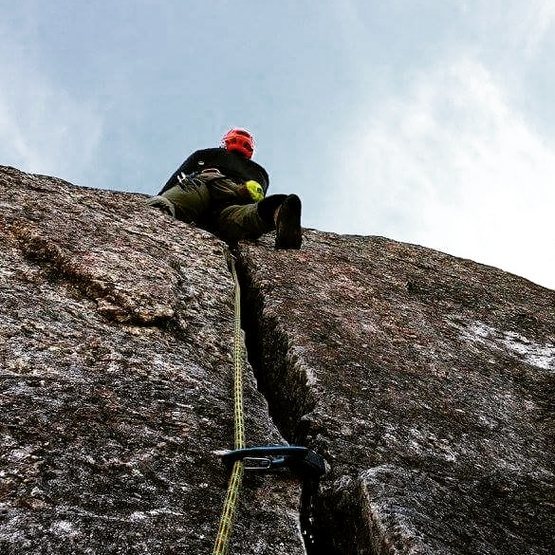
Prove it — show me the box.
[221,446,326,477]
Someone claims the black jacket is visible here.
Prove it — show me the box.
[160,148,270,194]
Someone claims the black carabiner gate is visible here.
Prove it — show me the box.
[221,445,327,479]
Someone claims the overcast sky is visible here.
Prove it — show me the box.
[1,1,554,290]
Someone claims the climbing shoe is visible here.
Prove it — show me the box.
[275,194,302,250]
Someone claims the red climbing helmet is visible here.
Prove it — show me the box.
[222,128,255,159]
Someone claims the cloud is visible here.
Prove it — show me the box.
[455,0,555,55]
[0,27,104,184]
[329,58,555,289]
[501,0,555,54]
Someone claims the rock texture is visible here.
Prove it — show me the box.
[2,164,554,555]
[0,166,304,554]
[237,233,555,555]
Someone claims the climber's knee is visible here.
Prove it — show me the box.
[147,195,176,218]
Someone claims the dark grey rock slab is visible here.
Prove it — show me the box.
[237,231,555,555]
[0,167,304,554]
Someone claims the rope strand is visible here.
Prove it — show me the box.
[212,250,246,555]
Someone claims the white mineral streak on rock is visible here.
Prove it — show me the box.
[459,320,555,371]
[129,508,183,522]
[290,346,317,386]
[0,267,15,278]
[7,447,33,462]
[49,520,77,536]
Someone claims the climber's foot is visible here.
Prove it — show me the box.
[275,194,302,250]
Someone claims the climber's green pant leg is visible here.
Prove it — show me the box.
[147,173,279,243]
[215,204,273,243]
[190,176,274,242]
[147,180,211,224]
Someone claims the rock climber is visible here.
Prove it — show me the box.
[147,128,302,249]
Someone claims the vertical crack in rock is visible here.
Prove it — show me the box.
[237,269,316,443]
[234,253,325,554]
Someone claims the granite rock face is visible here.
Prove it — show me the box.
[237,233,555,555]
[2,165,554,555]
[0,166,304,554]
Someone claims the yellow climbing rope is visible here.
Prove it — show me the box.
[212,250,246,555]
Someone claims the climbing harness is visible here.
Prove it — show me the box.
[212,249,326,555]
